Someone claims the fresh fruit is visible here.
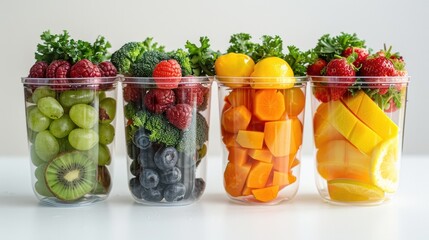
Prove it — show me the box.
[250,57,295,89]
[98,123,115,145]
[154,146,179,170]
[370,137,399,193]
[133,128,152,150]
[129,177,144,199]
[166,104,193,130]
[37,97,64,120]
[235,130,264,149]
[97,144,111,166]
[49,114,76,138]
[252,185,279,202]
[281,87,305,117]
[313,103,346,147]
[342,47,369,68]
[163,183,186,202]
[306,58,327,76]
[93,166,111,194]
[69,104,98,129]
[224,162,252,197]
[123,85,142,103]
[34,130,59,161]
[98,61,117,77]
[27,107,51,132]
[253,89,285,121]
[99,97,117,124]
[45,151,97,201]
[35,181,54,197]
[29,62,48,78]
[247,148,272,163]
[174,82,205,107]
[59,89,95,108]
[215,53,255,88]
[246,162,273,188]
[221,105,251,133]
[32,87,56,103]
[141,186,163,202]
[46,60,71,78]
[144,89,176,114]
[191,178,206,199]
[328,179,384,202]
[139,168,160,189]
[264,119,302,157]
[159,167,182,184]
[68,128,99,151]
[227,147,249,166]
[70,59,102,78]
[152,59,182,89]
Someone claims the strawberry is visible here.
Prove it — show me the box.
[342,47,369,68]
[307,58,327,76]
[166,104,193,130]
[98,61,117,77]
[384,98,398,113]
[28,61,48,78]
[144,89,176,114]
[123,85,142,103]
[70,59,102,78]
[152,59,182,89]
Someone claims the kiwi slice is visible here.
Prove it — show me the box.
[45,151,97,201]
[93,166,111,194]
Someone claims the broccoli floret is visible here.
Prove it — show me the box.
[131,50,169,77]
[111,38,166,76]
[169,49,192,76]
[124,102,141,120]
[130,109,180,146]
[176,112,209,154]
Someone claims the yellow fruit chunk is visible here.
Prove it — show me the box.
[328,179,385,202]
[272,171,291,186]
[342,91,399,140]
[215,53,255,88]
[313,103,346,148]
[317,140,371,182]
[250,57,295,89]
[236,130,264,149]
[264,119,302,157]
[248,148,273,163]
[327,101,382,155]
[370,137,399,193]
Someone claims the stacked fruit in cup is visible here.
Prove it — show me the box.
[307,33,409,203]
[113,38,214,204]
[24,31,118,204]
[216,34,308,203]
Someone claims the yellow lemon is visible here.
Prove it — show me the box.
[370,137,399,193]
[215,53,255,88]
[328,179,385,202]
[250,57,295,89]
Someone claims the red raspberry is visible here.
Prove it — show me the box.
[28,61,48,78]
[144,89,176,113]
[153,60,182,89]
[166,104,193,130]
[175,84,205,107]
[123,85,142,103]
[70,59,102,78]
[46,60,71,78]
[98,61,118,77]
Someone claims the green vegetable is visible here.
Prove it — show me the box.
[313,32,366,62]
[131,50,169,77]
[169,48,192,76]
[124,102,140,120]
[283,46,315,77]
[111,38,165,75]
[227,33,257,57]
[251,35,284,62]
[185,37,221,76]
[35,30,111,64]
[130,109,180,146]
[176,112,209,154]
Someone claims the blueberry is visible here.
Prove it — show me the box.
[138,148,156,168]
[139,168,160,189]
[141,187,163,202]
[160,167,182,184]
[127,140,140,161]
[176,152,196,168]
[164,183,186,202]
[192,178,206,199]
[180,164,195,199]
[129,177,144,199]
[133,128,152,150]
[130,160,141,177]
[154,147,178,170]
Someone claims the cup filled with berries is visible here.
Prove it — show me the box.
[307,33,410,205]
[215,34,308,204]
[22,31,119,206]
[114,38,213,205]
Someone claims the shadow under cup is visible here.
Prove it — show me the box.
[309,76,410,205]
[22,77,119,207]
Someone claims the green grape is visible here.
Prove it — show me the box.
[35,130,59,161]
[57,136,75,152]
[30,144,46,166]
[98,123,115,145]
[49,114,76,138]
[98,144,111,166]
[35,164,47,181]
[38,97,64,120]
[32,86,55,103]
[69,104,98,129]
[99,91,107,101]
[68,128,99,151]
[99,97,116,124]
[59,89,95,108]
[27,107,51,132]
[27,128,38,144]
[35,181,54,197]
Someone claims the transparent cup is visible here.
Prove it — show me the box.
[22,77,119,206]
[216,76,307,204]
[122,76,212,206]
[309,76,410,205]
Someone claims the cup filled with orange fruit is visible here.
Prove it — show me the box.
[308,33,410,205]
[215,33,308,204]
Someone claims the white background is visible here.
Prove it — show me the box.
[0,0,428,158]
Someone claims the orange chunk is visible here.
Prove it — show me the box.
[236,130,264,149]
[224,162,252,197]
[253,89,286,121]
[252,185,279,202]
[248,148,273,163]
[273,171,290,186]
[246,162,273,188]
[221,105,252,134]
[264,118,302,157]
[227,147,248,166]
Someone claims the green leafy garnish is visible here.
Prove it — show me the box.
[35,30,111,64]
[251,35,284,62]
[185,36,221,76]
[284,46,315,76]
[313,32,366,62]
[227,33,256,56]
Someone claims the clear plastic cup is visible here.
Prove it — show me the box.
[216,76,307,204]
[22,77,119,206]
[309,76,410,205]
[122,76,212,205]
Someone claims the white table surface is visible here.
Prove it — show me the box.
[0,155,428,240]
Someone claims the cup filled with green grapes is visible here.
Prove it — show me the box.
[22,31,119,206]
